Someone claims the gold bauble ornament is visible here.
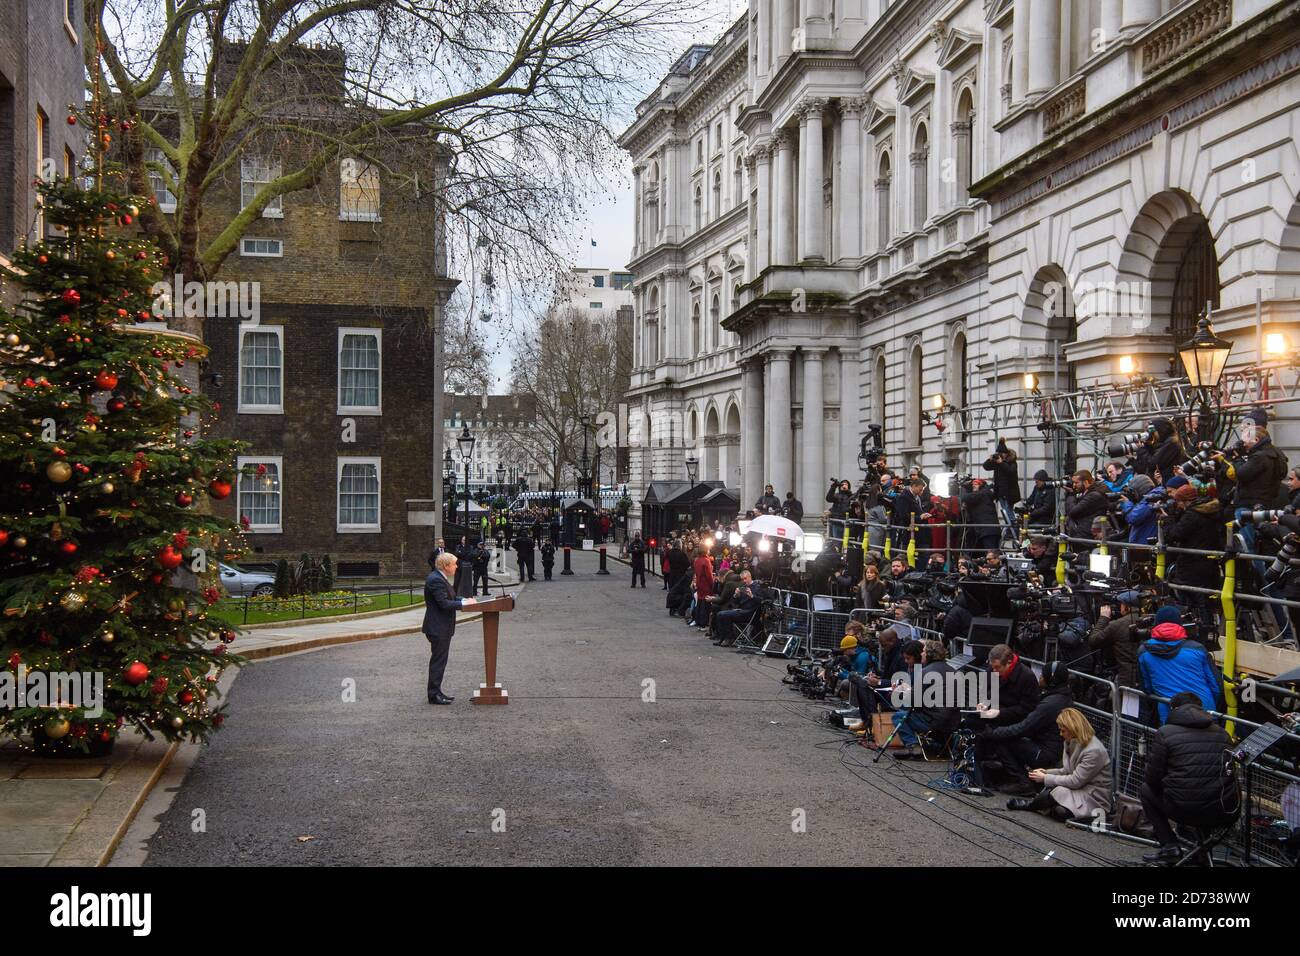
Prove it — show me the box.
[12,536,27,549]
[60,590,87,612]
[43,717,71,740]
[4,333,18,347]
[46,461,72,483]
[100,481,115,494]
[169,716,184,730]
[101,630,115,644]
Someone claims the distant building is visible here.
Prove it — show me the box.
[552,266,636,316]
[0,0,84,306]
[443,394,542,496]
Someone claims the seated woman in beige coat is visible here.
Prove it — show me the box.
[1006,707,1112,822]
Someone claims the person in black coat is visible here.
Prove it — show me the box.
[1165,485,1223,593]
[983,644,1040,728]
[453,536,475,597]
[1025,470,1056,529]
[539,538,556,580]
[825,478,854,537]
[512,530,536,582]
[665,540,691,598]
[1064,470,1110,542]
[783,492,805,524]
[1138,417,1186,482]
[959,478,1000,553]
[754,484,782,514]
[628,531,647,588]
[423,553,476,704]
[471,540,491,596]
[891,478,930,553]
[1140,693,1240,864]
[983,438,1022,510]
[977,661,1073,793]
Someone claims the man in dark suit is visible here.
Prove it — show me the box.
[424,552,476,704]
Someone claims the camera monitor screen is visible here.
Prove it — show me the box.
[965,617,1014,665]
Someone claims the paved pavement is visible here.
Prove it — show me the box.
[135,552,1143,866]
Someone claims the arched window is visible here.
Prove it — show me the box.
[912,124,929,229]
[691,301,701,356]
[733,155,744,209]
[1171,220,1220,346]
[907,342,923,448]
[877,152,892,250]
[954,89,975,201]
[712,170,722,219]
[645,286,659,365]
[694,185,703,231]
[648,161,661,237]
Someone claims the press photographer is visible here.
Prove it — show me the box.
[958,475,1000,553]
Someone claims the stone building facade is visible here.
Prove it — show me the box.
[0,0,84,304]
[621,0,1300,530]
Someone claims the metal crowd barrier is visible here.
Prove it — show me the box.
[1004,652,1300,866]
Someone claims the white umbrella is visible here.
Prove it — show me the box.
[747,514,804,540]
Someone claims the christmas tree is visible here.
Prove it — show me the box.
[0,177,244,754]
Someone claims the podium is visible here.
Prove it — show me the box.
[469,594,516,705]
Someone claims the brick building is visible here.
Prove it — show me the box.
[0,0,84,305]
[136,44,456,576]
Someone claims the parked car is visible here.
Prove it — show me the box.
[219,562,276,597]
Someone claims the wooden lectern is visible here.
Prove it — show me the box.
[470,594,516,705]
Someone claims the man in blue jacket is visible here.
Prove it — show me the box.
[424,552,477,704]
[1138,605,1222,723]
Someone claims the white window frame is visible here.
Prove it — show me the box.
[337,457,382,533]
[237,324,284,414]
[146,147,177,213]
[241,155,283,218]
[337,327,382,415]
[236,455,283,533]
[339,159,381,222]
[240,237,283,257]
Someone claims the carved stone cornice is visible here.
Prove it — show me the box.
[839,95,870,119]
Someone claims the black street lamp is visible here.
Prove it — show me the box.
[443,447,454,520]
[496,462,506,496]
[1178,310,1233,443]
[684,456,699,530]
[579,413,592,500]
[457,424,475,532]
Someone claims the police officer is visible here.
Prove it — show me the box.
[513,528,537,582]
[628,531,647,588]
[540,536,556,581]
[472,540,491,596]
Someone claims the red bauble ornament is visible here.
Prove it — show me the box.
[98,731,112,744]
[107,397,126,413]
[157,545,183,570]
[213,645,227,657]
[208,479,232,500]
[67,114,77,125]
[150,677,169,695]
[122,661,150,686]
[61,288,81,307]
[176,492,193,507]
[0,530,7,548]
[149,572,164,585]
[59,541,78,555]
[178,691,194,705]
[38,254,48,264]
[95,369,119,391]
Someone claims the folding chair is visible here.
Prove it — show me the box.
[732,608,766,653]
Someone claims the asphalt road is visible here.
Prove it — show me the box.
[141,552,1143,866]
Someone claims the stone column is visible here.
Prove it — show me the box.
[801,348,826,509]
[769,349,794,495]
[742,359,765,507]
[755,145,772,274]
[838,97,865,261]
[910,146,929,230]
[773,130,795,265]
[1100,0,1122,44]
[1121,0,1159,32]
[796,115,808,260]
[800,99,826,262]
[1028,0,1061,96]
[875,175,891,251]
[839,348,861,479]
[632,165,642,259]
[777,0,795,60]
[1012,0,1030,102]
[951,120,972,203]
[757,1,771,76]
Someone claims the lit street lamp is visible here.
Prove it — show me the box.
[1178,310,1233,443]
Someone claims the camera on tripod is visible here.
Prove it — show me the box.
[1008,584,1078,617]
